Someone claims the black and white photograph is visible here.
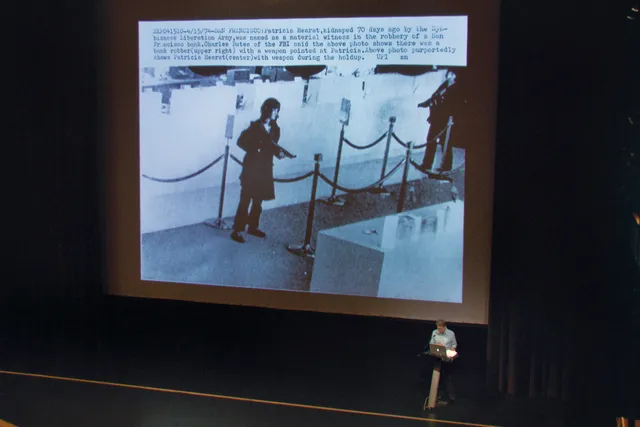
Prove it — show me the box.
[139,64,467,303]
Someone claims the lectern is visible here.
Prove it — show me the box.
[421,344,458,412]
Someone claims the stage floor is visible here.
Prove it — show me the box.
[0,370,511,427]
[0,303,572,427]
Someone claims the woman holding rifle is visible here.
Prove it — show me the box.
[231,97,294,243]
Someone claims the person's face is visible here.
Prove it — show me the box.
[270,108,279,121]
[437,325,446,334]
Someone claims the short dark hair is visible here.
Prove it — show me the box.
[436,319,447,327]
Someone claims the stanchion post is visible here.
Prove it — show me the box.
[323,124,345,206]
[380,116,396,180]
[287,153,322,258]
[205,139,232,229]
[305,155,321,246]
[322,99,350,206]
[437,116,454,171]
[371,116,395,195]
[205,115,234,230]
[219,142,230,217]
[397,141,412,213]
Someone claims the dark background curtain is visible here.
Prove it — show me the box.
[3,0,638,425]
[486,0,639,422]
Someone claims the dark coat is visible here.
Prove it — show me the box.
[427,81,467,149]
[428,81,461,127]
[237,120,281,201]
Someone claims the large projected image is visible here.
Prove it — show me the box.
[139,17,468,303]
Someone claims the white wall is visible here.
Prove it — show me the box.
[140,71,449,233]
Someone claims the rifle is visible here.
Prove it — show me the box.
[417,82,453,109]
[238,124,297,158]
[271,141,296,159]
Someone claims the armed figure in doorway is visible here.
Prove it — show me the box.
[418,70,466,172]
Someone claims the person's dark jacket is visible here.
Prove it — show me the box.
[237,120,282,201]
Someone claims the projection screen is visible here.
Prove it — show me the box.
[104,0,499,324]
